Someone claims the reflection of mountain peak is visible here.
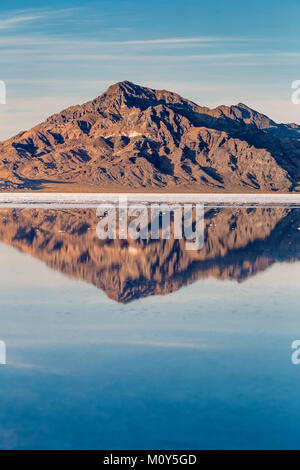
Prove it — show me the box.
[0,207,299,303]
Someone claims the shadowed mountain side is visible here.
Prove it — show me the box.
[1,81,300,192]
[0,207,299,302]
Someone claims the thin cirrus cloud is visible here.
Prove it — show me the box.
[0,51,294,67]
[0,15,42,30]
[0,9,267,54]
[88,36,257,45]
[0,35,256,48]
[0,7,80,31]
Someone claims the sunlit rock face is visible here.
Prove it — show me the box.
[0,206,299,302]
[1,81,300,192]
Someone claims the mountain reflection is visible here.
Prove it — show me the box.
[0,206,299,302]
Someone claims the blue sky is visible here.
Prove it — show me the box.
[0,0,299,139]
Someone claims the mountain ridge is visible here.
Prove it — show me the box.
[0,80,300,192]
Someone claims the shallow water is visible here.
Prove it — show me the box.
[0,205,299,449]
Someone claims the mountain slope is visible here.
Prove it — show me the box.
[0,80,300,192]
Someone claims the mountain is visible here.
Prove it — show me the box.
[0,207,299,302]
[0,80,300,192]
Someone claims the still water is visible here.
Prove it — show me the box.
[0,205,299,449]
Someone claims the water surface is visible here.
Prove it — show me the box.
[0,205,299,449]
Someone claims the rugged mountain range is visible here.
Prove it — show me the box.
[0,80,300,192]
[0,207,298,302]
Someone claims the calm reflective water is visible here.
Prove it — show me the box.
[0,205,299,449]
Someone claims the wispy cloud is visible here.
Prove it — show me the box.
[0,35,256,48]
[93,36,257,45]
[0,15,42,30]
[8,51,295,66]
[0,7,81,31]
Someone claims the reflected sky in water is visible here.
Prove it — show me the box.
[0,207,299,449]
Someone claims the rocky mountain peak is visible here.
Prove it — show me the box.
[0,81,300,192]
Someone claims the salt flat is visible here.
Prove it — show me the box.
[0,192,299,208]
